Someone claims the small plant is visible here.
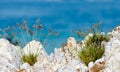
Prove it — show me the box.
[22,53,38,66]
[85,33,109,47]
[78,34,109,66]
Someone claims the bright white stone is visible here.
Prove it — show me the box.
[23,40,47,56]
[88,62,94,71]
[20,63,32,72]
[67,37,77,48]
[0,38,22,72]
[104,26,120,72]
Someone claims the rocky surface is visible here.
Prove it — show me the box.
[0,38,22,72]
[104,26,120,72]
[23,40,47,56]
[0,26,120,72]
[88,57,105,72]
[33,37,88,72]
[0,37,88,72]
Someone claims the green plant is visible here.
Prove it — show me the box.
[78,34,109,66]
[22,53,38,66]
[85,33,109,47]
[78,45,104,66]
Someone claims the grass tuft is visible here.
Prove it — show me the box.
[22,53,38,66]
[78,34,109,66]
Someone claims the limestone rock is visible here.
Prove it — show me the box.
[112,26,120,40]
[19,63,32,72]
[67,37,77,48]
[23,40,47,56]
[47,46,88,72]
[104,38,120,72]
[23,40,48,72]
[23,40,48,65]
[88,57,105,72]
[88,62,94,71]
[0,38,22,72]
[104,26,120,72]
[90,61,105,72]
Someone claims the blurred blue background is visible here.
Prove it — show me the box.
[0,0,120,54]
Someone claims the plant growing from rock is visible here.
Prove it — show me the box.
[22,53,38,66]
[76,22,110,66]
[22,40,42,66]
[78,33,109,66]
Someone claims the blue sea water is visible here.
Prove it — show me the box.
[0,0,120,54]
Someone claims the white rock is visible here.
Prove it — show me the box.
[23,40,48,67]
[104,27,120,72]
[0,38,22,72]
[95,57,104,64]
[23,40,47,56]
[88,62,94,71]
[0,56,18,72]
[80,64,88,72]
[20,63,32,72]
[67,37,77,48]
[107,32,113,38]
[112,26,120,40]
